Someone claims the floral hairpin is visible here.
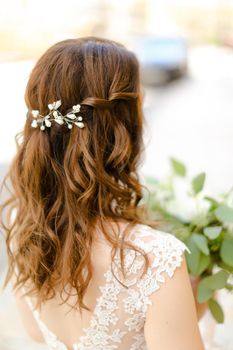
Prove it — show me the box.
[30,100,85,131]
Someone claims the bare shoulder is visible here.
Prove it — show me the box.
[144,253,205,350]
[128,225,205,350]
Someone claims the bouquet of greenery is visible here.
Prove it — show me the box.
[145,157,233,323]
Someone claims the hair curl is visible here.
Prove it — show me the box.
[0,37,159,312]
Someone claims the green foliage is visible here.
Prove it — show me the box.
[208,298,224,323]
[185,236,201,276]
[145,158,233,323]
[205,196,219,210]
[197,270,229,303]
[192,172,206,194]
[186,236,211,276]
[170,157,186,176]
[218,262,233,274]
[204,270,229,290]
[198,254,211,275]
[192,233,209,255]
[204,226,222,240]
[215,205,233,223]
[220,239,233,267]
[197,280,214,303]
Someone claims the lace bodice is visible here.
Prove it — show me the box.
[24,224,190,350]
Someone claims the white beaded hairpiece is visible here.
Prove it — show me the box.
[30,100,85,131]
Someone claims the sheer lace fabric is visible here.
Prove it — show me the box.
[25,224,190,350]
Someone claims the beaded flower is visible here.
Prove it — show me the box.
[30,100,84,131]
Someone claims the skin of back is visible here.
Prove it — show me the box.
[15,252,206,349]
[15,291,44,342]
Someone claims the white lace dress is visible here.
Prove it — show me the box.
[24,224,190,350]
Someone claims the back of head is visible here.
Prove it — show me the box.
[1,37,151,310]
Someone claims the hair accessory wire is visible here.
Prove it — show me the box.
[30,100,84,131]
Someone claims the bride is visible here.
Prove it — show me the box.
[0,36,204,350]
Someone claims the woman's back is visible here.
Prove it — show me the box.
[1,37,204,350]
[16,223,196,350]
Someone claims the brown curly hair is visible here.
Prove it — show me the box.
[0,37,159,312]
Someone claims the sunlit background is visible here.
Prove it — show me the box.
[1,1,233,349]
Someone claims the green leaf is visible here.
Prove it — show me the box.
[170,157,186,177]
[218,261,233,274]
[204,226,222,240]
[208,299,224,323]
[204,196,219,207]
[192,172,206,194]
[220,239,233,267]
[197,270,229,303]
[192,233,209,255]
[197,280,213,303]
[197,253,211,275]
[215,205,233,223]
[185,237,201,276]
[206,270,229,290]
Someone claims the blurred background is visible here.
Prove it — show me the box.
[0,0,233,349]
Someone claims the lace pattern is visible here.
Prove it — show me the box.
[24,224,190,350]
[74,273,127,350]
